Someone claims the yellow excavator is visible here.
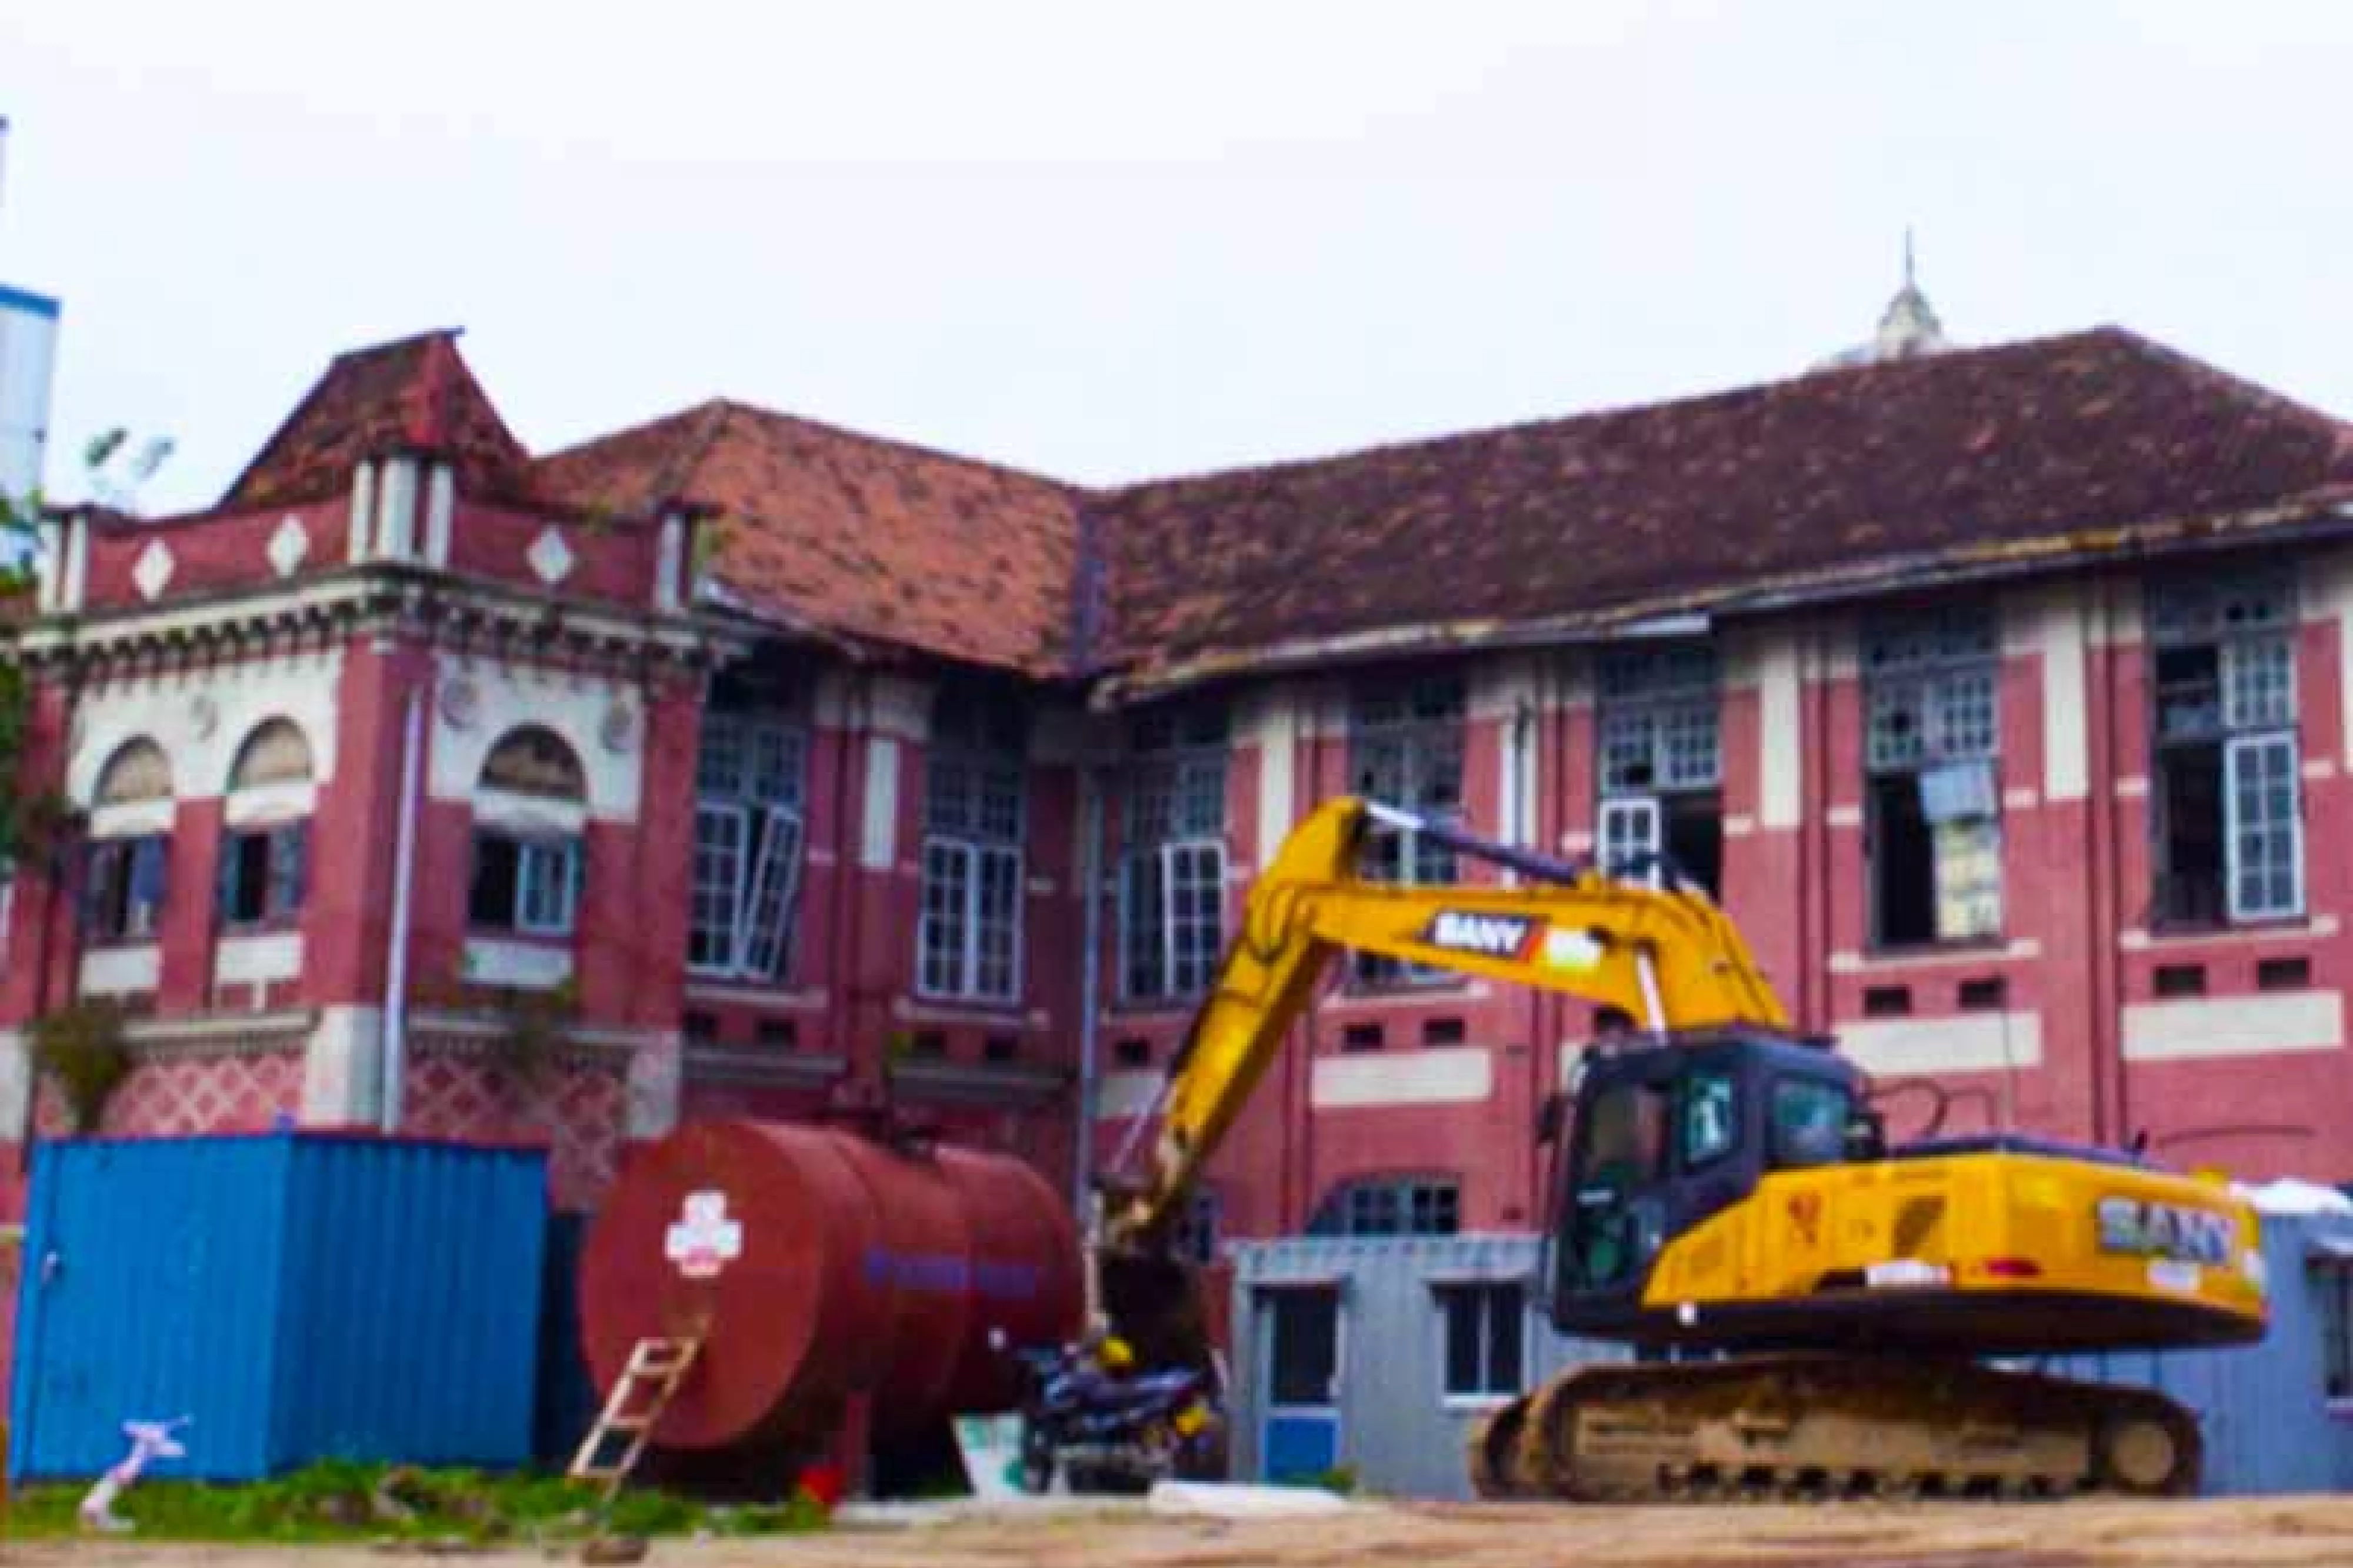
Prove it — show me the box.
[1089,795,2268,1501]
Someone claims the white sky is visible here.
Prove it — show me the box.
[4,0,2350,515]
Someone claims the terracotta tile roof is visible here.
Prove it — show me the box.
[1092,327,2353,689]
[536,401,1084,675]
[220,329,534,511]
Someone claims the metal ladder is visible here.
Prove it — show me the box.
[568,1336,704,1496]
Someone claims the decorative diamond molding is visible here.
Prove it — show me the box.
[528,526,576,586]
[132,540,175,602]
[266,514,310,578]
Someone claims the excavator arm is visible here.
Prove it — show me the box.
[1098,795,1789,1250]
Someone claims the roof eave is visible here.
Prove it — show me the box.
[1092,490,2353,708]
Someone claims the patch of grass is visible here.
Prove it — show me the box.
[0,1460,828,1544]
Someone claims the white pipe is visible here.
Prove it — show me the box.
[381,686,425,1132]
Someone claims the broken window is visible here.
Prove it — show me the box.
[918,686,1028,1002]
[688,714,808,980]
[84,835,168,943]
[216,823,307,927]
[1438,1283,1525,1400]
[1349,673,1467,986]
[1596,643,1722,896]
[2150,572,2301,927]
[1862,605,2002,947]
[1119,703,1229,1003]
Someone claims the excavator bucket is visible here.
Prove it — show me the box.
[1095,1246,1218,1381]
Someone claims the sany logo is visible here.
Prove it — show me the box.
[1420,911,1538,960]
[665,1190,744,1280]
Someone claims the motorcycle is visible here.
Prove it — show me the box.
[1009,1340,1221,1495]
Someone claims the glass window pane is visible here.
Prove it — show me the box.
[689,806,748,970]
[1444,1291,1481,1395]
[739,807,804,981]
[1680,1069,1738,1170]
[1488,1286,1524,1392]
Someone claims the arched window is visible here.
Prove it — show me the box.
[85,737,173,943]
[480,726,586,801]
[470,727,586,938]
[229,718,315,791]
[1306,1175,1461,1238]
[94,738,172,805]
[219,720,314,929]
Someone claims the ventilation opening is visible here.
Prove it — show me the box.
[2258,956,2312,992]
[1863,985,1912,1019]
[756,1018,796,1049]
[984,1034,1020,1063]
[2154,964,2207,999]
[684,1010,720,1045]
[1422,1017,1467,1047]
[1115,1036,1152,1068]
[909,1030,948,1058]
[1956,976,2007,1012]
[1341,1022,1385,1053]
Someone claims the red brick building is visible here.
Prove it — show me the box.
[5,288,2353,1256]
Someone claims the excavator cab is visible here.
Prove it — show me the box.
[1539,1029,1871,1340]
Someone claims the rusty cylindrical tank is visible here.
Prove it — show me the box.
[578,1119,1084,1452]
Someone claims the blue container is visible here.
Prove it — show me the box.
[9,1131,549,1483]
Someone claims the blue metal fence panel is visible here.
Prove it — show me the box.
[272,1136,548,1472]
[9,1136,293,1482]
[9,1132,549,1483]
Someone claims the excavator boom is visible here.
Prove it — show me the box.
[1103,796,1785,1247]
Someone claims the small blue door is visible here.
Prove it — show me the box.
[1259,1286,1341,1483]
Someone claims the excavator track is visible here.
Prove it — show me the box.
[1467,1353,2201,1503]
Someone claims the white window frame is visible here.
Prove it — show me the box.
[514,838,582,936]
[1597,796,1662,886]
[1434,1280,1529,1408]
[689,802,751,973]
[1121,837,1228,1004]
[689,715,809,983]
[1862,606,2005,946]
[2224,732,2304,923]
[2151,571,2302,929]
[918,836,1024,1002]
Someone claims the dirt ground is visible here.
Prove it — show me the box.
[11,1494,2353,1568]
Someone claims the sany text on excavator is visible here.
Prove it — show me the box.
[1088,796,2267,1501]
